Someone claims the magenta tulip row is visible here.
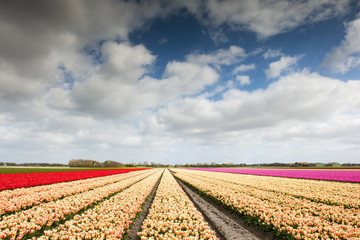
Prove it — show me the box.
[188,168,360,182]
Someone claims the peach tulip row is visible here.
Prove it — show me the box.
[181,169,360,208]
[173,169,360,240]
[0,169,157,239]
[177,170,360,228]
[138,169,219,240]
[0,169,152,217]
[34,169,163,240]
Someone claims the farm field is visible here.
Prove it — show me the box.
[188,167,360,182]
[172,169,360,239]
[1,167,359,239]
[0,167,148,174]
[0,168,149,190]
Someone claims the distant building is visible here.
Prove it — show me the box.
[294,162,309,167]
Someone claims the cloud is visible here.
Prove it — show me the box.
[99,41,155,81]
[263,49,283,59]
[322,17,360,73]
[203,0,351,38]
[233,64,255,74]
[208,27,229,44]
[265,56,299,79]
[154,70,360,146]
[235,75,251,86]
[158,38,168,44]
[186,45,247,67]
[0,0,168,104]
[44,41,219,120]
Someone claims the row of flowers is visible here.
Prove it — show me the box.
[173,169,360,240]
[183,171,360,227]
[182,169,360,209]
[0,170,151,217]
[0,168,149,191]
[0,169,158,239]
[138,169,219,240]
[188,168,360,183]
[34,169,163,240]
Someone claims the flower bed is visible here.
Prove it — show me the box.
[173,169,360,240]
[35,170,163,240]
[0,169,157,239]
[181,169,360,208]
[0,168,149,190]
[188,168,360,182]
[138,169,219,240]
[0,170,151,216]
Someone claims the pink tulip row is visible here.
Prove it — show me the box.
[189,168,360,183]
[182,169,360,208]
[35,169,163,240]
[0,170,152,216]
[173,169,360,240]
[0,169,158,239]
[138,169,219,240]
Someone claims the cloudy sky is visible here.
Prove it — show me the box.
[1,0,360,165]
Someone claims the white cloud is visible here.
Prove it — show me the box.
[43,42,219,120]
[0,0,169,104]
[235,75,251,86]
[208,27,228,44]
[233,64,255,74]
[186,45,246,67]
[154,70,360,147]
[203,0,351,38]
[322,17,360,73]
[99,41,156,81]
[263,49,283,59]
[265,56,299,78]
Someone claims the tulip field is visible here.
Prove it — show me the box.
[188,168,360,183]
[172,168,360,240]
[138,170,218,239]
[0,168,149,190]
[1,167,359,239]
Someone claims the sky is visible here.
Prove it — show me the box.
[1,0,360,165]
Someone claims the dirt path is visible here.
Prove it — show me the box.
[174,175,280,240]
[126,170,163,240]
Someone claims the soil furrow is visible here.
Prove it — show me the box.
[126,169,164,240]
[174,174,280,240]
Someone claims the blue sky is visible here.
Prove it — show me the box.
[0,0,360,165]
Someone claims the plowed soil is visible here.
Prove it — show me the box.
[174,175,281,240]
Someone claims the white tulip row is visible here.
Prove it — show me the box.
[35,169,163,240]
[175,169,360,227]
[181,169,360,208]
[0,170,151,217]
[138,169,219,240]
[0,169,157,239]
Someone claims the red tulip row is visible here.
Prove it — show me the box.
[0,168,149,190]
[0,169,151,217]
[0,169,157,239]
[173,169,360,240]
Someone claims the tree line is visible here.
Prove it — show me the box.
[68,159,125,168]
